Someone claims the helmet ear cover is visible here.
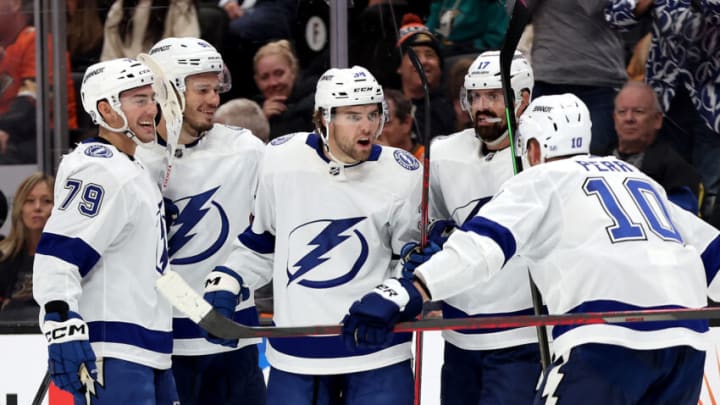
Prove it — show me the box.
[81,58,155,133]
[516,93,592,166]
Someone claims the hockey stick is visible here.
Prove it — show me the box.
[498,0,553,371]
[137,53,184,191]
[399,45,430,405]
[31,370,50,405]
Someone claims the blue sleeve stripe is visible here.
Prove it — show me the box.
[460,216,517,264]
[36,232,101,278]
[173,307,259,339]
[269,333,412,358]
[552,300,709,339]
[702,235,720,284]
[238,226,275,254]
[442,303,536,334]
[88,321,173,354]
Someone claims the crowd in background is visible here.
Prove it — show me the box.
[1,0,720,315]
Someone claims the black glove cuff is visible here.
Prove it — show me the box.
[44,300,70,320]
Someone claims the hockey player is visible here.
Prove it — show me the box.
[344,93,720,405]
[33,58,178,403]
[202,65,423,404]
[407,50,542,404]
[135,37,266,405]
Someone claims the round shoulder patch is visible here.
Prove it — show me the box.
[393,149,420,170]
[84,144,114,158]
[270,133,295,146]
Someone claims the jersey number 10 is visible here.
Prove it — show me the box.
[583,177,683,243]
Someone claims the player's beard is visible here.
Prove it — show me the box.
[474,110,506,143]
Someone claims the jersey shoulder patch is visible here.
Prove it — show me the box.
[270,133,296,146]
[393,149,420,171]
[83,144,114,158]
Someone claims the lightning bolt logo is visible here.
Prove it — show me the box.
[166,187,230,265]
[287,217,368,288]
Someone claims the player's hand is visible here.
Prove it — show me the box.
[341,278,423,351]
[41,308,98,394]
[223,1,244,19]
[202,266,249,347]
[400,241,441,275]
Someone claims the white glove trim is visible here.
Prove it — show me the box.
[204,270,241,294]
[373,278,410,312]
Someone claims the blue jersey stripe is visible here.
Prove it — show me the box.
[702,235,720,284]
[88,321,173,354]
[442,303,536,334]
[173,307,260,339]
[238,226,275,254]
[552,300,709,339]
[36,232,101,277]
[460,216,517,264]
[269,332,412,359]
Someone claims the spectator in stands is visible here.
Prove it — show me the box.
[425,0,508,58]
[220,0,297,98]
[67,0,104,73]
[214,98,270,143]
[529,0,627,155]
[0,0,78,165]
[376,88,424,160]
[253,39,317,140]
[0,172,53,319]
[396,13,455,139]
[612,81,703,214]
[606,0,720,227]
[100,0,200,60]
[446,56,473,132]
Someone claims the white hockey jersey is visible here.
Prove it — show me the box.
[222,132,423,374]
[429,129,537,350]
[34,138,173,369]
[417,155,720,357]
[136,124,265,355]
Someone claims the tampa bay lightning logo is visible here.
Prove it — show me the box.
[166,187,230,265]
[270,133,295,146]
[287,217,368,289]
[84,144,113,158]
[393,149,420,170]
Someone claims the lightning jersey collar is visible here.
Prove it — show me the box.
[306,132,382,166]
[156,132,202,150]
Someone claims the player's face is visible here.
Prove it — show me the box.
[120,85,157,143]
[468,88,506,142]
[21,180,52,232]
[328,104,381,163]
[614,87,662,148]
[254,54,296,100]
[183,72,221,135]
[398,45,442,92]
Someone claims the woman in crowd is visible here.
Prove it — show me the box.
[0,172,54,319]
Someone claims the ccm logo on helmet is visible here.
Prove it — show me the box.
[354,87,374,92]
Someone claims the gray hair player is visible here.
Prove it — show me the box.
[33,58,178,403]
[344,93,720,404]
[134,37,267,405]
[201,65,423,404]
